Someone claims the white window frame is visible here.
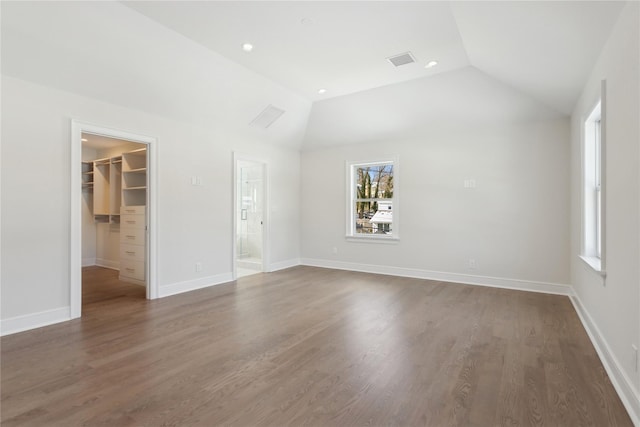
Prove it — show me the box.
[580,81,606,277]
[346,157,399,242]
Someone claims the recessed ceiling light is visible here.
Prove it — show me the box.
[425,60,439,69]
[81,138,88,142]
[318,88,327,94]
[242,43,254,52]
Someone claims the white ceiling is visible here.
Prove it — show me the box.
[1,1,627,151]
[82,134,142,151]
[450,1,625,114]
[304,66,565,149]
[1,1,312,149]
[124,1,470,102]
[124,1,625,114]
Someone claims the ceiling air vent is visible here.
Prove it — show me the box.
[387,51,416,67]
[250,105,285,129]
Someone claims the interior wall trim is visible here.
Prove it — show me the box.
[95,258,120,271]
[159,273,234,298]
[268,258,301,273]
[570,294,640,426]
[70,119,159,319]
[0,307,71,337]
[300,258,573,295]
[298,258,637,423]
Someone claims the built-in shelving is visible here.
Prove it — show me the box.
[109,156,122,223]
[82,161,94,190]
[120,147,147,285]
[83,146,148,284]
[122,147,147,207]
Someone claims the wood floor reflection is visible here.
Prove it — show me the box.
[1,266,632,426]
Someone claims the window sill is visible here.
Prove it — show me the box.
[346,235,399,244]
[579,255,606,278]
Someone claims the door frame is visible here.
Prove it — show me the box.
[232,152,269,279]
[70,120,159,319]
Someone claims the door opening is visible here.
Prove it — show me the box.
[71,121,158,319]
[81,134,148,305]
[234,157,267,278]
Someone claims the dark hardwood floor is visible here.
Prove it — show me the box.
[1,266,632,426]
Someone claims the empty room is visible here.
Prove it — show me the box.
[1,1,639,425]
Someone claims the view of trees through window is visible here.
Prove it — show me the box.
[354,163,394,234]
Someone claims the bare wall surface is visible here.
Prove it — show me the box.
[0,76,301,320]
[571,1,640,392]
[301,119,570,286]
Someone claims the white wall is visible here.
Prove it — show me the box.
[0,75,301,322]
[570,0,640,416]
[301,68,572,293]
[301,118,570,288]
[1,1,311,150]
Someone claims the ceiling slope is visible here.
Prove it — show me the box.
[123,1,471,101]
[303,66,566,150]
[1,1,311,149]
[451,1,625,114]
[124,1,624,115]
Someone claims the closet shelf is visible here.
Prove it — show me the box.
[127,148,147,156]
[83,145,147,285]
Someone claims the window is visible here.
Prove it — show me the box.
[347,159,397,239]
[581,99,605,273]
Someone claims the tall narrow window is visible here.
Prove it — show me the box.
[347,159,397,240]
[581,99,604,273]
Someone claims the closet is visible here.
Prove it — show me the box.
[82,135,147,286]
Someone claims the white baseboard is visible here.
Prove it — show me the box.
[570,294,640,426]
[95,258,119,270]
[268,258,301,272]
[159,273,234,298]
[300,258,572,295]
[1,306,71,336]
[237,259,261,269]
[82,257,96,267]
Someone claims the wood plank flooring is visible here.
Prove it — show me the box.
[1,266,632,426]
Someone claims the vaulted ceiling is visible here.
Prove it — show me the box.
[1,1,627,149]
[124,1,624,113]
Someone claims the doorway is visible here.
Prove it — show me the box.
[81,134,148,305]
[234,156,267,278]
[71,121,158,319]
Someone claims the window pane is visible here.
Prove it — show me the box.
[349,160,396,238]
[596,188,601,258]
[355,165,393,200]
[354,201,393,235]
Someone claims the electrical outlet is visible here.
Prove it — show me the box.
[468,258,477,269]
[632,345,638,371]
[195,262,202,272]
[332,247,338,255]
